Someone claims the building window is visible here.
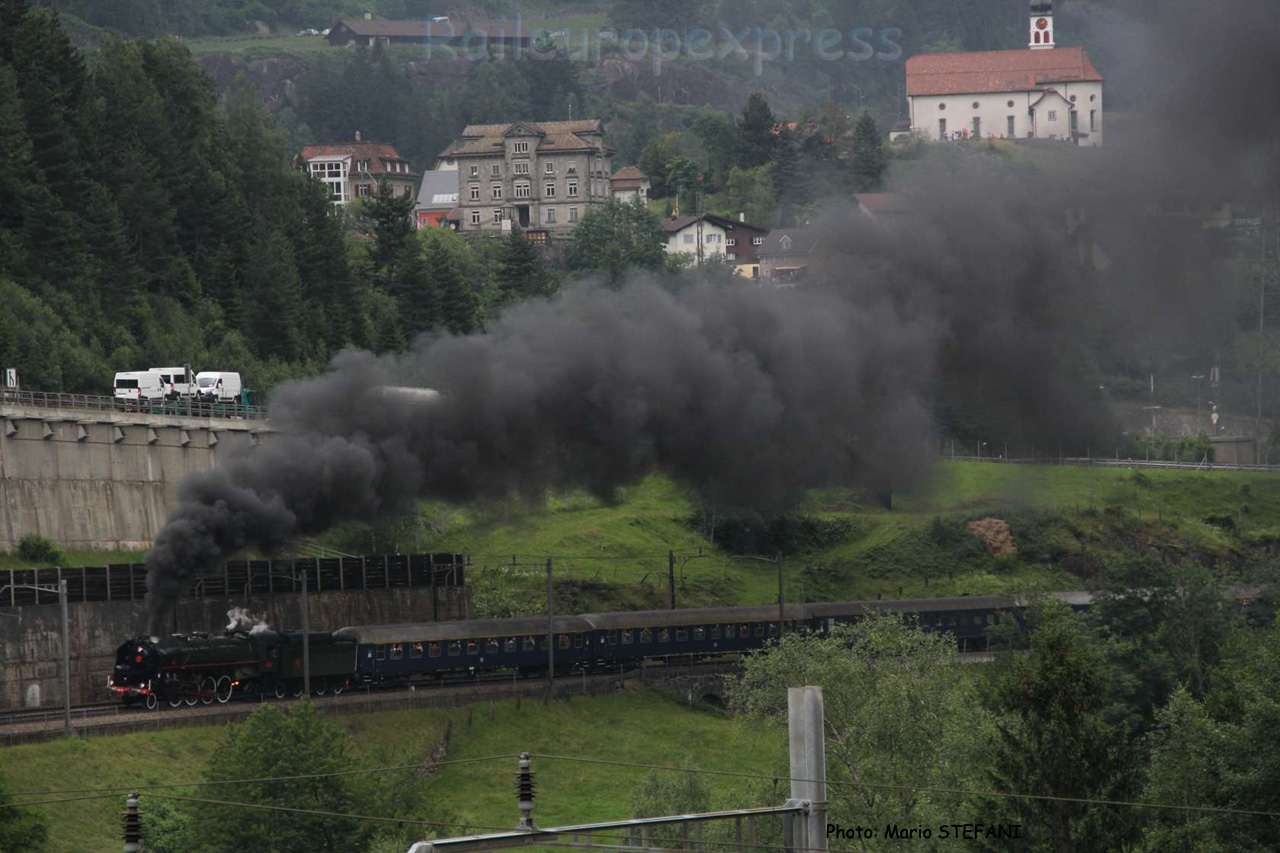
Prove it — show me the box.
[545,207,556,224]
[356,184,371,197]
[493,208,502,224]
[683,234,695,245]
[491,183,502,200]
[491,163,501,177]
[545,182,556,198]
[403,185,412,198]
[514,141,529,154]
[469,184,480,201]
[752,236,764,246]
[567,181,578,197]
[706,233,721,245]
[938,118,947,138]
[1090,110,1097,131]
[726,238,737,247]
[972,117,981,136]
[1047,110,1057,122]
[1007,115,1016,137]
[514,161,529,174]
[938,102,946,111]
[470,210,481,225]
[569,207,578,222]
[469,165,479,178]
[545,161,555,174]
[515,182,530,199]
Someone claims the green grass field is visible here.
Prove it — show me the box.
[3,689,777,853]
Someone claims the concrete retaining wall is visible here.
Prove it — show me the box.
[0,585,472,710]
[1,405,268,551]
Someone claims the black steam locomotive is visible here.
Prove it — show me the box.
[110,593,1088,709]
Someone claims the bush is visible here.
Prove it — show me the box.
[16,535,63,565]
[689,510,858,556]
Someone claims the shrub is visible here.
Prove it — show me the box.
[16,535,63,565]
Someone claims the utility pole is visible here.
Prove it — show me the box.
[297,559,311,697]
[788,686,828,853]
[545,558,554,704]
[1260,225,1267,440]
[59,578,70,736]
[667,550,676,610]
[776,553,785,638]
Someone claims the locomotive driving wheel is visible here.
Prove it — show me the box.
[215,676,233,704]
[273,682,286,699]
[145,693,158,711]
[199,677,215,706]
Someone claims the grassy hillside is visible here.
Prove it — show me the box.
[3,689,776,853]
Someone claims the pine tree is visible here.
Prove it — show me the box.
[496,227,555,308]
[741,92,777,169]
[772,127,805,226]
[395,239,439,342]
[244,230,303,362]
[367,178,416,284]
[850,112,888,192]
[432,239,478,335]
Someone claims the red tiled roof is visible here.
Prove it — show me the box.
[905,47,1103,97]
[611,166,648,182]
[299,142,417,176]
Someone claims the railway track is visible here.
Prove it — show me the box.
[0,658,739,745]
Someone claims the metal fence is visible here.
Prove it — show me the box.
[0,554,467,607]
[0,389,269,421]
[943,455,1280,473]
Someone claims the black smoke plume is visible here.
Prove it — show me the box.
[144,0,1280,634]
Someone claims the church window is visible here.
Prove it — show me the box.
[1090,110,1097,131]
[1047,110,1057,122]
[1070,94,1077,102]
[937,102,946,111]
[1007,116,1016,137]
[1090,94,1097,102]
[1007,100,1015,108]
[973,117,981,136]
[972,101,979,109]
[938,118,947,138]
[1034,32,1040,44]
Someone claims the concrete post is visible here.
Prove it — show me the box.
[788,686,827,853]
[59,578,71,736]
[545,559,554,704]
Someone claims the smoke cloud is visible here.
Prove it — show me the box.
[143,0,1280,634]
[226,607,271,634]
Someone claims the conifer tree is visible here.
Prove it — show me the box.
[496,226,556,307]
[850,111,888,192]
[432,238,478,336]
[741,92,778,169]
[396,239,439,342]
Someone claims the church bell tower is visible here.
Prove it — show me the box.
[1030,0,1054,49]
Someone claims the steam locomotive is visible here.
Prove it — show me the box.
[110,593,1072,709]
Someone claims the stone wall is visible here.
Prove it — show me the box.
[0,585,472,710]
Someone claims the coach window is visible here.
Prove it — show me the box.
[658,629,670,644]
[376,645,386,661]
[639,629,652,644]
[410,643,423,659]
[505,638,517,653]
[447,641,461,657]
[574,634,584,649]
[693,627,705,641]
[524,636,536,652]
[710,625,721,640]
[675,628,689,642]
[540,636,550,651]
[725,624,735,639]
[754,623,765,638]
[466,640,479,656]
[621,630,633,645]
[768,623,778,637]
[558,634,570,650]
[486,639,500,654]
[429,643,442,658]
[607,631,618,646]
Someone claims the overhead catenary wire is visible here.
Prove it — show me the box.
[530,754,1280,820]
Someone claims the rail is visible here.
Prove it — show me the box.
[0,388,270,421]
[942,455,1280,473]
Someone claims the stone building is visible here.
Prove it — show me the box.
[442,120,614,239]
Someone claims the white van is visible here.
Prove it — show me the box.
[195,372,242,405]
[149,366,196,400]
[114,371,166,406]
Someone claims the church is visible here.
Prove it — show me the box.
[905,1,1104,146]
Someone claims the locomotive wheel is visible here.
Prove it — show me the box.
[145,693,158,711]
[291,685,303,699]
[199,677,215,706]
[168,693,183,709]
[333,681,344,696]
[273,682,286,699]
[183,686,198,707]
[215,676,233,704]
[314,684,327,696]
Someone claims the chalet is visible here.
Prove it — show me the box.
[905,1,1103,146]
[298,134,417,206]
[326,18,532,50]
[661,213,770,273]
[758,228,823,284]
